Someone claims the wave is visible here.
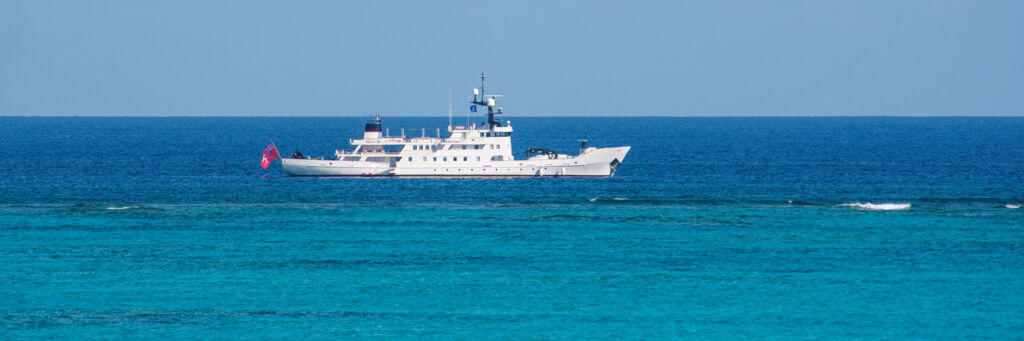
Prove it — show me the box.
[840,202,911,211]
[1007,204,1021,209]
[586,198,739,205]
[60,203,163,214]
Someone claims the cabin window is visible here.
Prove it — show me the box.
[496,145,500,149]
[461,145,466,150]
[491,155,503,161]
[474,145,480,149]
[433,157,437,161]
[463,157,467,161]
[443,157,447,161]
[476,156,481,161]
[423,157,427,161]
[408,157,412,161]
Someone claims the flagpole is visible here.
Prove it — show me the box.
[271,138,280,164]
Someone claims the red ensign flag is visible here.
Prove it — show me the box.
[261,140,280,169]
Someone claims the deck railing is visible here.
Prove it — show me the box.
[335,149,403,155]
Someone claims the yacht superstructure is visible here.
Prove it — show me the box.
[279,75,629,177]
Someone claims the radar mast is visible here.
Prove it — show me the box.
[471,73,503,128]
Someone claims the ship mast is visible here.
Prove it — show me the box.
[471,72,502,128]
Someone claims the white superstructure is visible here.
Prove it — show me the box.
[280,75,630,177]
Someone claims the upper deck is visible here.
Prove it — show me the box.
[349,122,513,146]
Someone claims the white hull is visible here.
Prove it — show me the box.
[282,146,629,177]
[274,75,630,178]
[280,159,393,176]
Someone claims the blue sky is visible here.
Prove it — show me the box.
[1,1,1021,116]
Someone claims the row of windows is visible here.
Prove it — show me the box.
[432,168,540,172]
[409,144,501,150]
[483,132,511,137]
[407,156,484,162]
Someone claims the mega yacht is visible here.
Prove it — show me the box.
[280,75,630,177]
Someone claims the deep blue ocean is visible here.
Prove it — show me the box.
[1,116,1023,339]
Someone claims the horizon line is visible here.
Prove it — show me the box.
[2,113,1024,118]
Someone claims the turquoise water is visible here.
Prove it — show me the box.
[2,117,1023,339]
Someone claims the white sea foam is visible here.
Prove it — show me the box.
[1007,204,1021,209]
[840,202,911,211]
[106,206,137,210]
[613,197,628,201]
[588,198,598,202]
